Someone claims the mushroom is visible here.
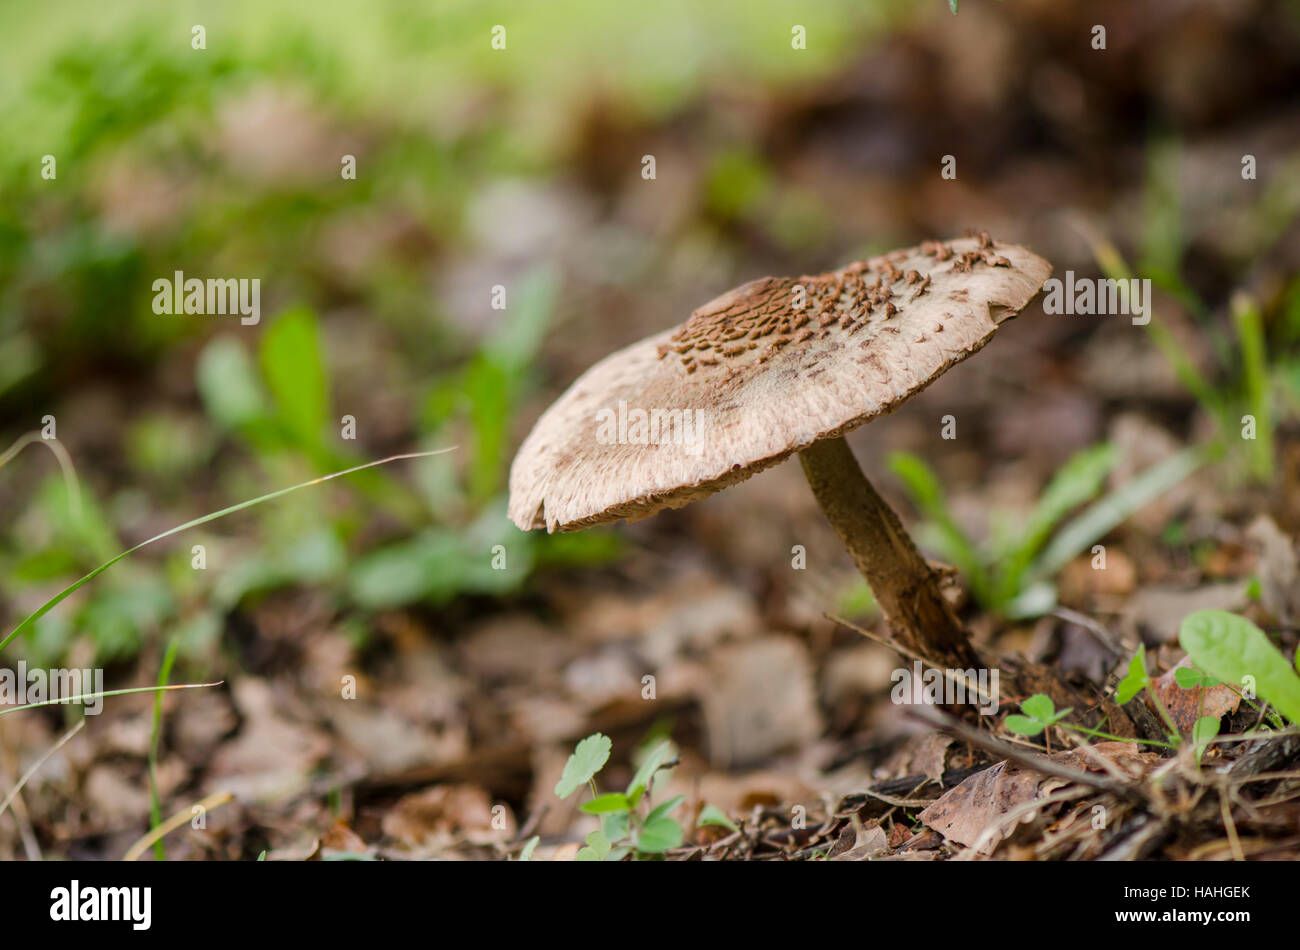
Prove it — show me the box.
[508,235,1051,668]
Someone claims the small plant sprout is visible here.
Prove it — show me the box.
[553,732,730,860]
[697,804,739,834]
[1114,645,1182,745]
[1003,693,1072,737]
[1006,652,1183,751]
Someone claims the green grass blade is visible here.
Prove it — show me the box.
[887,451,989,601]
[0,449,454,654]
[995,443,1116,605]
[148,637,179,861]
[1030,446,1205,585]
[0,682,220,718]
[1233,293,1273,481]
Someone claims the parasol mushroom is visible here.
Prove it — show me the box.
[508,234,1052,669]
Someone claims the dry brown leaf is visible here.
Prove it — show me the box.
[919,742,1152,851]
[917,760,1043,851]
[1152,656,1241,733]
[830,821,888,861]
[381,783,510,852]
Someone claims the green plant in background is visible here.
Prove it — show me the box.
[552,731,731,860]
[1,446,454,659]
[1087,136,1300,485]
[886,442,1202,619]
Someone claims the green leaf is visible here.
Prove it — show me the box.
[584,828,611,859]
[260,306,329,449]
[1020,693,1056,723]
[580,793,632,815]
[644,795,686,826]
[1192,715,1220,746]
[697,804,739,833]
[626,739,673,797]
[1116,647,1149,705]
[1003,715,1046,736]
[518,836,539,861]
[948,0,958,13]
[554,733,613,799]
[1180,610,1300,725]
[1174,666,1204,689]
[636,816,683,854]
[601,810,630,843]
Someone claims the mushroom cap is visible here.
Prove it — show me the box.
[509,235,1051,532]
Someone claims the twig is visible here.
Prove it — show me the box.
[906,704,1144,800]
[829,613,1003,707]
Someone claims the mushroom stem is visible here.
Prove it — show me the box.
[798,436,979,669]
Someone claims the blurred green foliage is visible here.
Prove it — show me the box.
[13,1,943,662]
[887,442,1203,619]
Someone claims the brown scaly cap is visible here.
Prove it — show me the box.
[509,234,1051,532]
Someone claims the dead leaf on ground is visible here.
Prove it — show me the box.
[919,742,1153,852]
[382,783,511,853]
[1152,656,1241,733]
[830,821,888,861]
[207,679,330,804]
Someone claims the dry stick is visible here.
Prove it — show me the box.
[0,718,86,821]
[905,704,1143,800]
[860,781,939,809]
[123,790,234,861]
[1219,788,1246,862]
[1057,728,1143,785]
[1052,606,1127,655]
